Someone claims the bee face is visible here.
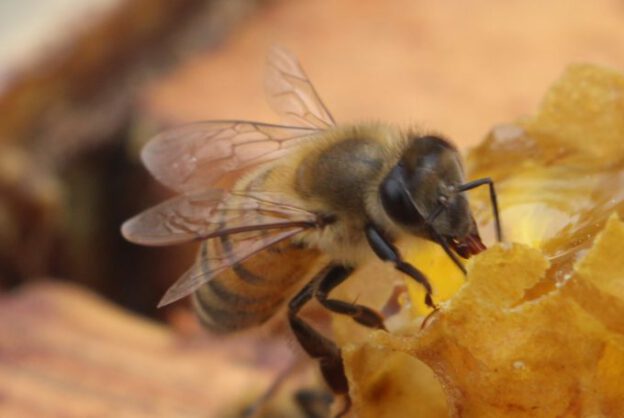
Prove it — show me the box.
[379,135,477,240]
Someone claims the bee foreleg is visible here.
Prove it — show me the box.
[315,266,386,331]
[365,223,436,309]
[288,265,351,405]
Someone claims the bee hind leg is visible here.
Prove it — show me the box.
[288,265,353,416]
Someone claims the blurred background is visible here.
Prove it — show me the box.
[1,0,624,416]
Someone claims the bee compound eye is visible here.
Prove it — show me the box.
[379,167,424,227]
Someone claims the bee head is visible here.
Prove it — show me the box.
[379,135,484,257]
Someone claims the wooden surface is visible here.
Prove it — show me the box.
[0,282,309,418]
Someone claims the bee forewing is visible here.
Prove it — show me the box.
[141,121,318,193]
[157,226,307,306]
[265,46,336,129]
[121,190,318,246]
[121,189,223,245]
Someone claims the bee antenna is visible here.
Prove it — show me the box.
[398,177,426,220]
[456,177,503,242]
[426,204,444,225]
[400,179,465,275]
[396,178,465,275]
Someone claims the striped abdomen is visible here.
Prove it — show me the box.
[192,237,321,333]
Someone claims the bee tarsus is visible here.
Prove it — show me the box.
[316,268,387,331]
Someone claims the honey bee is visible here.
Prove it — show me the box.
[122,47,502,416]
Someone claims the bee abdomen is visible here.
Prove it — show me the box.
[192,294,279,333]
[192,274,285,333]
[192,239,322,333]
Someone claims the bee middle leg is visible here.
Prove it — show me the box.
[315,266,387,331]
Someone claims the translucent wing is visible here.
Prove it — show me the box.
[141,121,319,193]
[265,46,336,129]
[158,226,305,307]
[121,190,318,246]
